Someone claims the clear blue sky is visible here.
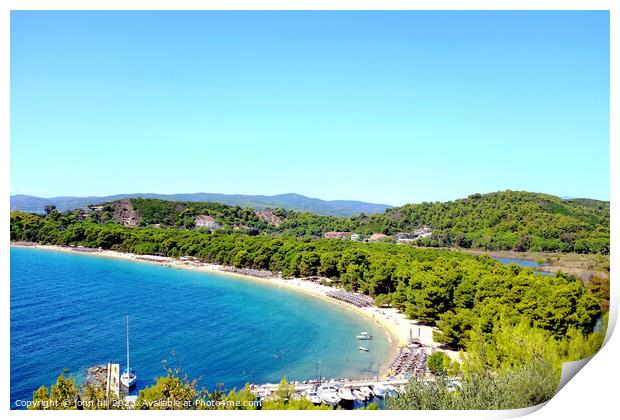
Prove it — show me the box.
[10,11,609,205]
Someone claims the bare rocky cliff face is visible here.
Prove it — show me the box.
[110,199,139,227]
[255,209,283,226]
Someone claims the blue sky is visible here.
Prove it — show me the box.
[10,11,609,205]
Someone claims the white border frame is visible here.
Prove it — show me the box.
[1,2,616,419]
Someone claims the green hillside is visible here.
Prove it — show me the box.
[33,190,610,254]
[360,191,610,254]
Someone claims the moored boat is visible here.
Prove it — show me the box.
[253,386,272,401]
[316,384,341,406]
[352,389,366,402]
[372,383,387,398]
[359,386,374,399]
[336,385,356,409]
[120,316,137,389]
[358,346,369,352]
[385,384,399,397]
[337,386,356,401]
[303,388,322,405]
[356,331,374,340]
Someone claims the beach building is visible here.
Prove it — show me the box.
[413,226,433,239]
[395,232,413,240]
[77,205,105,220]
[395,232,415,244]
[324,231,352,240]
[368,233,388,242]
[395,228,433,243]
[77,207,92,219]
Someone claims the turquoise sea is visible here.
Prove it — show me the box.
[10,247,393,407]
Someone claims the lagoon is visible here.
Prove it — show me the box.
[492,257,540,269]
[491,256,555,276]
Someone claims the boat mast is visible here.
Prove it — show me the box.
[126,315,130,375]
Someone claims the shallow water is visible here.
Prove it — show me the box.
[10,247,393,407]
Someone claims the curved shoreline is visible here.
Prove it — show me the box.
[11,243,458,378]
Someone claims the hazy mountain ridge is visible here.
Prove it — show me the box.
[10,192,392,217]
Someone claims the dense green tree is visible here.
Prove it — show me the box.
[203,384,258,410]
[44,205,57,216]
[135,366,201,410]
[29,371,80,410]
[434,309,475,348]
[427,352,452,376]
[261,377,331,410]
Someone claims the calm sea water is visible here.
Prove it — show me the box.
[10,247,393,407]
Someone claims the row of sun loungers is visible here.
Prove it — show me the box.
[325,290,375,307]
[221,267,275,278]
[389,347,428,375]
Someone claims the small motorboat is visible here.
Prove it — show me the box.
[385,384,399,397]
[304,388,322,405]
[317,384,341,406]
[352,389,366,402]
[372,383,387,398]
[337,387,356,401]
[359,386,374,399]
[336,386,356,408]
[254,386,272,401]
[358,346,369,352]
[356,331,374,340]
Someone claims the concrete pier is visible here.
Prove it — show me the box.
[106,363,120,396]
[252,378,411,394]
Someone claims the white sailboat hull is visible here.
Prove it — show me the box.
[120,373,137,389]
[122,316,137,389]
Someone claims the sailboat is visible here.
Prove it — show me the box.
[120,315,137,389]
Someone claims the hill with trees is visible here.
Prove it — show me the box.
[52,191,610,255]
[361,191,610,254]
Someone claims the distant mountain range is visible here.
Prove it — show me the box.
[10,193,393,217]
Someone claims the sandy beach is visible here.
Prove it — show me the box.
[11,242,460,378]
